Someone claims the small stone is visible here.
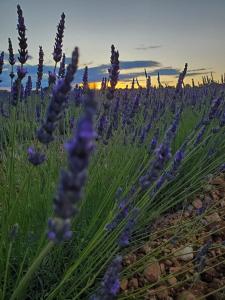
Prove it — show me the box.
[220,199,225,207]
[146,289,157,300]
[123,253,137,265]
[129,277,139,289]
[156,285,169,300]
[184,211,190,217]
[142,244,151,254]
[192,198,202,209]
[120,278,128,291]
[187,205,193,212]
[171,257,180,266]
[210,191,220,201]
[176,246,194,262]
[167,276,177,285]
[178,291,196,300]
[204,195,212,205]
[164,259,173,266]
[160,263,165,274]
[144,261,161,283]
[211,177,225,187]
[210,250,216,257]
[205,212,221,223]
[215,248,222,255]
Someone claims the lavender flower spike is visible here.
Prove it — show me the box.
[8,39,16,66]
[53,13,65,66]
[175,63,188,94]
[27,147,46,166]
[58,53,66,78]
[0,51,4,75]
[8,38,16,80]
[17,5,28,65]
[36,46,44,92]
[37,47,79,145]
[91,256,122,300]
[82,66,89,90]
[25,75,32,97]
[48,90,97,243]
[107,44,119,99]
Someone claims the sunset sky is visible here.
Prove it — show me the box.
[0,0,224,88]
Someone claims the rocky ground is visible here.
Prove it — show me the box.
[119,174,225,300]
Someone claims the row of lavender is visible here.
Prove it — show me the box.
[1,5,225,300]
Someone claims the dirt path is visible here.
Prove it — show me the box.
[120,174,225,299]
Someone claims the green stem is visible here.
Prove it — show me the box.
[2,242,13,300]
[10,242,54,300]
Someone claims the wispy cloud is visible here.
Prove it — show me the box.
[188,68,209,72]
[185,71,215,77]
[135,45,162,50]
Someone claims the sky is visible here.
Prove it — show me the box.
[0,0,225,88]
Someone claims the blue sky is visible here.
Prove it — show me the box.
[0,0,224,87]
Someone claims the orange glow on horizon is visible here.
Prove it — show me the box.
[85,73,222,90]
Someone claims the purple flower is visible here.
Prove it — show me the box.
[82,66,89,90]
[27,147,46,166]
[139,127,146,144]
[140,111,180,190]
[175,63,188,94]
[53,13,65,64]
[25,75,32,97]
[0,52,4,74]
[8,38,16,66]
[194,126,206,145]
[209,97,222,120]
[118,208,139,247]
[36,46,44,91]
[37,47,79,145]
[92,256,122,299]
[48,71,56,86]
[17,66,27,80]
[105,186,136,233]
[107,45,119,99]
[195,240,212,272]
[97,114,108,137]
[11,79,19,106]
[58,53,66,79]
[47,90,96,242]
[17,5,28,65]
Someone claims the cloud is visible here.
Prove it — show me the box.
[188,68,208,72]
[179,67,214,78]
[107,67,180,82]
[135,45,162,50]
[120,60,160,69]
[185,71,215,78]
[149,67,180,76]
[0,60,179,88]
